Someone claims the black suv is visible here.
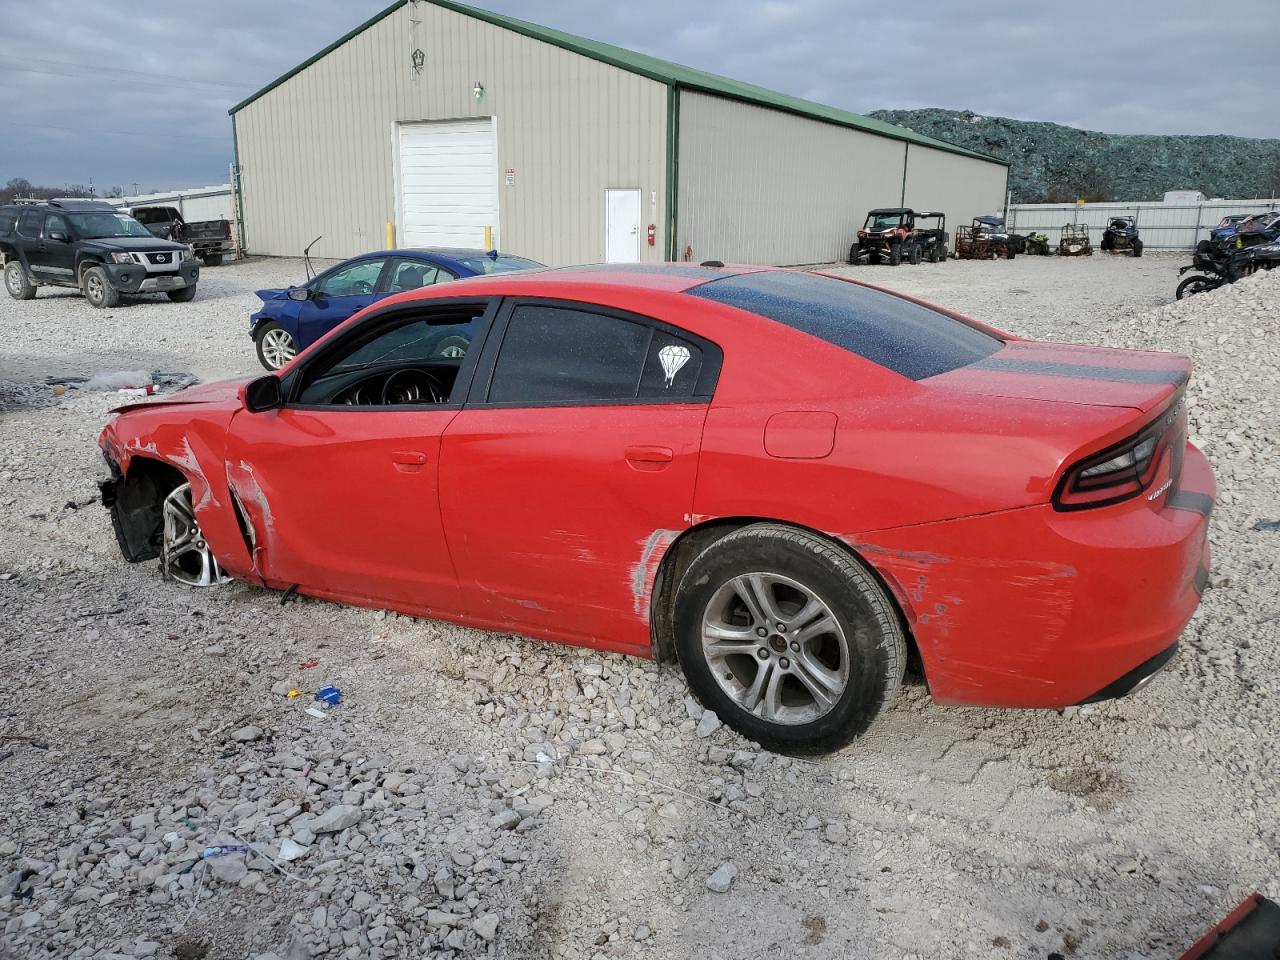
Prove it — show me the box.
[0,199,199,308]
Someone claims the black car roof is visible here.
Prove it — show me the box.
[868,207,911,215]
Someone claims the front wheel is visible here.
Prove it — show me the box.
[1176,275,1218,299]
[847,242,859,265]
[167,284,197,302]
[255,321,298,370]
[908,243,922,265]
[1132,240,1143,258]
[82,266,120,309]
[673,524,906,754]
[888,242,902,266]
[4,262,36,300]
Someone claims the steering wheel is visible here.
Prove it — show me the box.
[351,279,374,295]
[381,368,446,405]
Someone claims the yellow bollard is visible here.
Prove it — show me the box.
[385,221,395,250]
[484,225,493,252]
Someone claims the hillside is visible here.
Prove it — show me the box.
[869,108,1280,203]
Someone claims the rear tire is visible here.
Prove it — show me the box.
[888,242,902,266]
[201,253,224,267]
[1006,244,1016,260]
[4,262,35,300]
[82,266,120,309]
[673,524,906,754]
[167,285,197,302]
[1132,240,1143,258]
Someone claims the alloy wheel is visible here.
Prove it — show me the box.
[700,572,850,725]
[261,328,297,369]
[6,266,21,295]
[162,483,228,587]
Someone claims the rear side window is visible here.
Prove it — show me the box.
[0,210,16,235]
[487,304,710,405]
[688,271,1000,380]
[16,210,42,239]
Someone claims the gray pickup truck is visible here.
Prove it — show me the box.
[129,205,234,266]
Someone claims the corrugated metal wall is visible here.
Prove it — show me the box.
[1008,198,1280,250]
[233,2,668,264]
[902,146,1009,242]
[676,92,907,266]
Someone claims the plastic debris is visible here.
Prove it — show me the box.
[278,838,309,862]
[304,707,328,719]
[315,686,342,707]
[201,844,251,860]
[117,385,158,398]
[297,659,319,670]
[286,689,300,698]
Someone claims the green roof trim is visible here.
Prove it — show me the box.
[229,0,1006,166]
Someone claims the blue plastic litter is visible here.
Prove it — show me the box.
[315,685,342,707]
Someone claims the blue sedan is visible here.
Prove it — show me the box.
[249,248,543,370]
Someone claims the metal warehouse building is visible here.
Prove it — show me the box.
[230,0,1008,266]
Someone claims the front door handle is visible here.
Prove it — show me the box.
[392,450,427,472]
[624,445,673,471]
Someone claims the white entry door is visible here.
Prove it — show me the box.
[605,188,642,263]
[398,119,498,248]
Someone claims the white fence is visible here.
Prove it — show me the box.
[1007,198,1280,251]
[106,185,236,224]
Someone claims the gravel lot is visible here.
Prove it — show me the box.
[0,254,1276,960]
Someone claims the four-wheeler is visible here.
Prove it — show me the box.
[99,263,1214,753]
[0,199,199,307]
[953,216,1016,260]
[249,247,543,370]
[1101,216,1143,257]
[129,205,235,266]
[1058,223,1093,256]
[1022,232,1052,256]
[848,208,947,266]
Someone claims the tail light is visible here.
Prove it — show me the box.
[1053,399,1185,511]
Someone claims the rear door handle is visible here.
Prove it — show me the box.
[624,445,673,470]
[392,450,427,472]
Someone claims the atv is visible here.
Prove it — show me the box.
[849,208,938,265]
[912,212,949,263]
[1058,223,1092,256]
[1022,232,1051,256]
[1101,216,1143,257]
[953,216,1016,260]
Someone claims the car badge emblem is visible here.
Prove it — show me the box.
[658,345,690,387]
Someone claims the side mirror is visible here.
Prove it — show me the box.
[288,287,312,301]
[244,375,282,413]
[48,231,69,243]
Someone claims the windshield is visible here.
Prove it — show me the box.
[864,212,904,230]
[455,254,543,275]
[66,212,153,239]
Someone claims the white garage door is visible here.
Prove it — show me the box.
[397,119,498,249]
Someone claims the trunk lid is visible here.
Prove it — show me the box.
[928,340,1190,412]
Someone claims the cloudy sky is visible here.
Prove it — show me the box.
[2,0,1276,192]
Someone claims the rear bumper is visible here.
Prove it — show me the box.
[852,440,1215,708]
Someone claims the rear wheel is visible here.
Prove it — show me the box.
[201,253,224,267]
[908,243,922,265]
[255,321,298,370]
[82,266,120,309]
[673,524,906,754]
[1006,244,1016,260]
[1133,240,1143,258]
[4,262,35,300]
[888,242,902,266]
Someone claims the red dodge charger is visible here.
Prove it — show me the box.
[99,265,1214,752]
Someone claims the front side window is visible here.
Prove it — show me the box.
[386,260,446,293]
[294,303,486,407]
[487,304,709,405]
[43,214,69,238]
[688,270,1000,381]
[315,259,385,298]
